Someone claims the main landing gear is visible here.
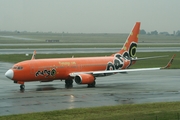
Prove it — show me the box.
[65,79,73,88]
[87,81,96,88]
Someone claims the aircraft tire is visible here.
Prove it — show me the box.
[87,81,96,88]
[20,84,25,90]
[65,79,73,88]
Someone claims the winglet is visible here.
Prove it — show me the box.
[161,54,176,69]
[31,50,36,60]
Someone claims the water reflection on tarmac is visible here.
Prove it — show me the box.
[0,62,180,116]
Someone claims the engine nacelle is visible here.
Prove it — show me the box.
[75,74,95,84]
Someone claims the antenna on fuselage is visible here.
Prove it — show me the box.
[31,50,36,60]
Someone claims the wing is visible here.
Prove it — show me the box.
[70,54,175,77]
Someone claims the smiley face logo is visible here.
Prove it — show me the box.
[129,42,137,57]
[51,69,56,76]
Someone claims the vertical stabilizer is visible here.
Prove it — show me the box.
[118,22,140,58]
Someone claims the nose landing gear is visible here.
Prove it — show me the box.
[14,81,25,91]
[20,84,25,90]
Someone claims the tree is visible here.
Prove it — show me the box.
[176,30,180,36]
[140,29,146,34]
[151,30,158,35]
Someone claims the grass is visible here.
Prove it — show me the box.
[132,52,179,69]
[0,52,179,69]
[0,102,180,120]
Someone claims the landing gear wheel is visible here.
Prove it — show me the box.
[88,81,96,88]
[20,84,25,90]
[65,79,73,88]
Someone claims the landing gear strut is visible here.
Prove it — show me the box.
[14,81,25,91]
[88,81,96,88]
[65,79,73,88]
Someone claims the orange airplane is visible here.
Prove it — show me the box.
[5,22,175,90]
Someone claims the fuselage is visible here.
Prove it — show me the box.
[7,55,133,82]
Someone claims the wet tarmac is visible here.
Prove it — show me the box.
[0,62,180,116]
[0,47,180,54]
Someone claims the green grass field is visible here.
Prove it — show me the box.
[132,52,179,69]
[0,102,180,120]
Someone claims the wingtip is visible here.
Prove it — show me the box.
[161,54,176,69]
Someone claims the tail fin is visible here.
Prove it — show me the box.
[118,22,140,58]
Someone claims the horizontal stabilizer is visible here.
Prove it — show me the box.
[132,55,169,61]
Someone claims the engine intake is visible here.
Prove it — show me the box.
[75,74,95,84]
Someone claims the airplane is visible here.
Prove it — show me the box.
[5,22,175,90]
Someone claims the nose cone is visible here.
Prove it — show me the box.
[5,69,14,80]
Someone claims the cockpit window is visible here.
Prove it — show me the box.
[18,66,23,69]
[12,66,17,69]
[12,66,23,70]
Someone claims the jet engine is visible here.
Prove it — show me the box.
[75,74,95,84]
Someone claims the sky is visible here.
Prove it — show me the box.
[0,0,180,33]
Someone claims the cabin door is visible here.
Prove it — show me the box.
[29,62,36,75]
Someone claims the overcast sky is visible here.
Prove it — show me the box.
[0,0,179,33]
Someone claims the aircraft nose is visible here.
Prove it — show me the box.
[5,69,14,80]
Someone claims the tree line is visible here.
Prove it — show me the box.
[140,29,180,36]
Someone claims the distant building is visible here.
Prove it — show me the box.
[46,40,60,43]
[159,32,169,35]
